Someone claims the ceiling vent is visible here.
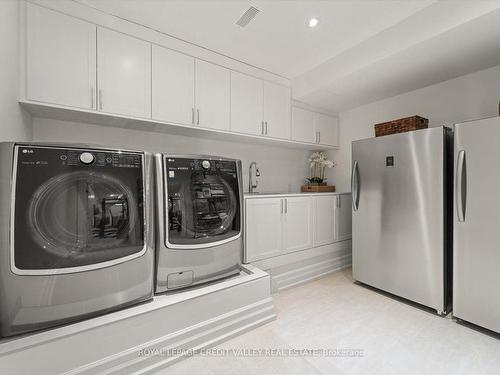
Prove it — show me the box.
[235,6,260,28]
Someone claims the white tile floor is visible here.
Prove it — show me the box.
[159,269,500,375]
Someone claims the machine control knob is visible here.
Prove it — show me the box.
[79,152,95,165]
[201,160,211,169]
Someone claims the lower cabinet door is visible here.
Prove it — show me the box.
[313,195,336,247]
[245,198,283,262]
[336,194,352,241]
[282,197,313,253]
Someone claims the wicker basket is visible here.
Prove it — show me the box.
[374,116,429,137]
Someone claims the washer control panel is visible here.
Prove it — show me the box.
[17,146,142,169]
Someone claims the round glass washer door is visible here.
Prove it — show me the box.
[179,174,237,237]
[166,158,241,247]
[27,171,142,267]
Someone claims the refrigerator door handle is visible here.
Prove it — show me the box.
[351,160,360,211]
[456,150,467,222]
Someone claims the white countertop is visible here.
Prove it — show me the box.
[244,191,351,199]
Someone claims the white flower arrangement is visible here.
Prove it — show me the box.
[307,151,335,184]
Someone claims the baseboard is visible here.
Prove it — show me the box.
[0,265,276,375]
[250,241,352,293]
[274,255,352,292]
[75,298,275,375]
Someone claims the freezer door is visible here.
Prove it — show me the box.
[454,117,500,333]
[352,127,446,312]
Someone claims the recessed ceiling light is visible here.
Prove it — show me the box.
[308,18,319,28]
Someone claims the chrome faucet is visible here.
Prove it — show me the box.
[249,162,260,193]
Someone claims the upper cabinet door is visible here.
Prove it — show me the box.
[291,107,316,143]
[97,28,151,118]
[316,113,339,147]
[230,72,263,136]
[263,82,291,139]
[152,45,195,125]
[336,194,352,242]
[26,4,96,110]
[195,60,230,131]
[313,195,337,247]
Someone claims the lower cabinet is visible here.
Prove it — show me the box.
[245,194,351,262]
[245,198,283,261]
[336,194,352,241]
[282,197,313,253]
[313,195,337,246]
[313,194,352,245]
[245,196,312,262]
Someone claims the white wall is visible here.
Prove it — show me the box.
[0,0,32,141]
[33,118,310,193]
[329,63,500,191]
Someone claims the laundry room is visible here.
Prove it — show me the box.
[1,1,500,374]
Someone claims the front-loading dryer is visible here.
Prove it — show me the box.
[0,143,154,337]
[155,155,243,293]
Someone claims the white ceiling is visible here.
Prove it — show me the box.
[293,1,500,112]
[79,0,434,78]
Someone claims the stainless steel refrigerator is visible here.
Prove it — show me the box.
[454,117,500,333]
[351,126,453,314]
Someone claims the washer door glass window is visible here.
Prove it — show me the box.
[166,158,240,246]
[13,146,145,272]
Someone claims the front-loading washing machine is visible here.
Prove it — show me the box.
[154,155,243,293]
[0,143,154,337]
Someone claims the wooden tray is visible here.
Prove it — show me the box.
[301,185,336,193]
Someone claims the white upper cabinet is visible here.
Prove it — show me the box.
[26,4,96,110]
[291,107,316,144]
[282,197,313,253]
[313,195,337,247]
[263,81,291,139]
[230,72,263,136]
[97,28,151,118]
[24,4,331,149]
[316,113,339,147]
[291,106,339,147]
[152,45,195,125]
[195,60,230,131]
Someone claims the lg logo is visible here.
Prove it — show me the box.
[22,149,34,154]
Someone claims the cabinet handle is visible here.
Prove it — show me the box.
[315,131,319,143]
[280,199,283,214]
[265,121,268,135]
[192,108,195,124]
[90,88,94,109]
[318,131,321,144]
[285,198,288,214]
[261,121,264,135]
[197,109,200,125]
[98,89,103,110]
